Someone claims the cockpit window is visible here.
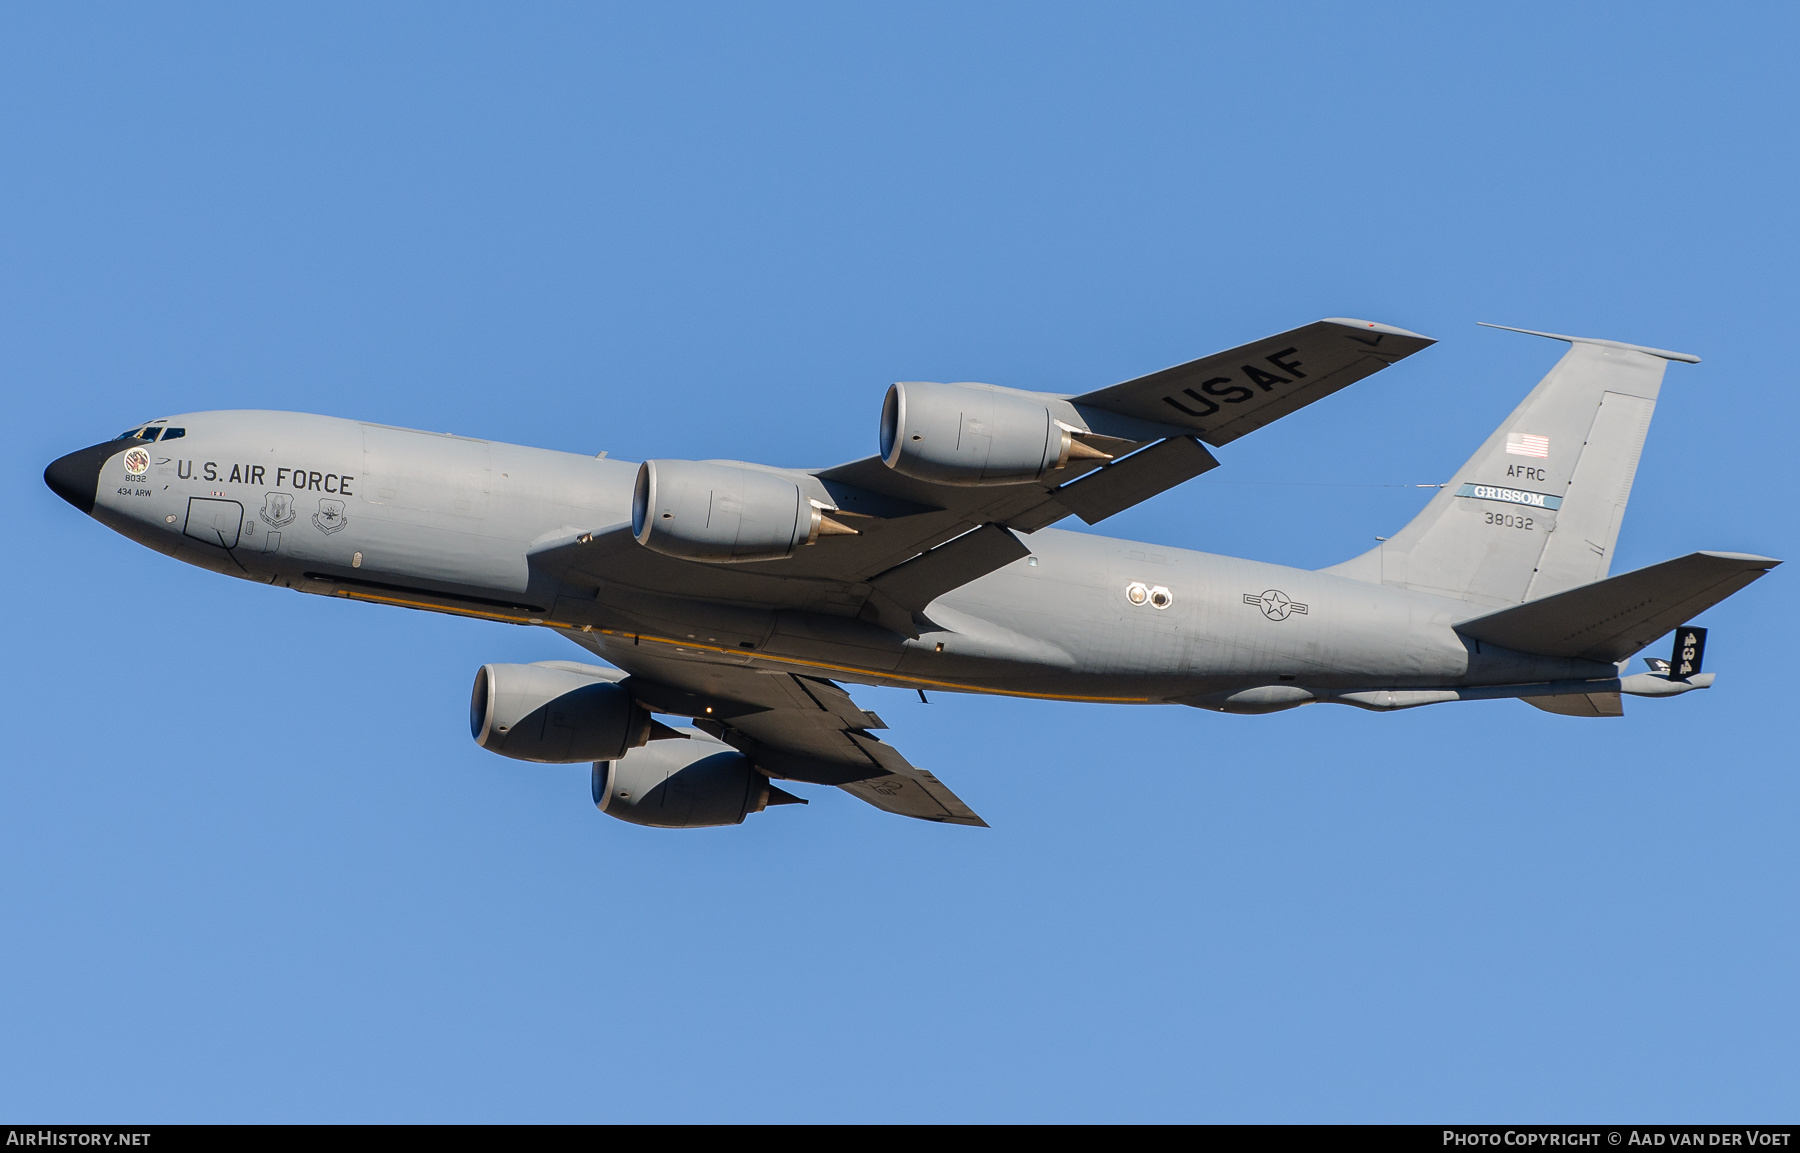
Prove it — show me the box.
[114,424,175,441]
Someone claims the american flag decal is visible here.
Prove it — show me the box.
[1505,432,1549,458]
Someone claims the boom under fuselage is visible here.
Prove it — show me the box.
[62,409,1610,704]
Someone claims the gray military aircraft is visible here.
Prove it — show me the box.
[45,318,1778,829]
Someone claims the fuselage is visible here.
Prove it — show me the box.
[53,410,1613,705]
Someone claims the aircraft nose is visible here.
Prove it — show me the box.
[44,441,124,515]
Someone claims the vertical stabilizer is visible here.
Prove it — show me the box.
[1324,325,1699,607]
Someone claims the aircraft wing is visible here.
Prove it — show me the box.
[1068,317,1436,446]
[533,318,1431,634]
[595,644,987,826]
[805,318,1433,550]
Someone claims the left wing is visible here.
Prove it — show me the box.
[592,643,987,826]
[804,318,1433,562]
[532,317,1432,636]
[1069,317,1435,446]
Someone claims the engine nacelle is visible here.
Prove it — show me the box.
[470,663,652,763]
[881,381,1096,486]
[633,459,830,563]
[593,738,797,828]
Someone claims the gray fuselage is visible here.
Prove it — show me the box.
[72,410,1612,705]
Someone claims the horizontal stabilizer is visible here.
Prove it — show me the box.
[1456,551,1781,662]
[1476,322,1701,364]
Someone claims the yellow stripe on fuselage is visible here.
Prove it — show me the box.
[328,587,1151,704]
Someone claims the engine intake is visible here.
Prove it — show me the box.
[633,460,853,563]
[593,738,805,828]
[880,381,1107,486]
[470,663,653,763]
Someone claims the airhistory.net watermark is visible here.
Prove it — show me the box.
[5,1134,150,1147]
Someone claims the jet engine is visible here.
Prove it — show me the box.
[633,459,855,563]
[880,381,1108,486]
[593,738,805,828]
[470,663,654,763]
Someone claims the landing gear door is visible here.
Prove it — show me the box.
[184,497,244,550]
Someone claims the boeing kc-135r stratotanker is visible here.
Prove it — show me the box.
[45,319,1778,829]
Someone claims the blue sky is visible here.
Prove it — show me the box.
[4,3,1796,1122]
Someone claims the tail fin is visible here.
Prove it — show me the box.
[1324,324,1700,607]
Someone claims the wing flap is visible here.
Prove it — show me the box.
[860,524,1032,637]
[1010,435,1221,531]
[789,674,887,730]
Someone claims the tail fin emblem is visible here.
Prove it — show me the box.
[1670,626,1707,682]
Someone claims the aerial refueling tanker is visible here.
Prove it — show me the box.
[45,319,1777,829]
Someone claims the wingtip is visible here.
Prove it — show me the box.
[1323,317,1436,343]
[1696,551,1783,568]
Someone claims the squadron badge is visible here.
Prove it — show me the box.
[122,447,150,477]
[312,498,348,535]
[260,491,297,528]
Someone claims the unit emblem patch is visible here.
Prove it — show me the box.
[1244,590,1308,621]
[122,447,150,477]
[312,498,348,535]
[260,491,297,528]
